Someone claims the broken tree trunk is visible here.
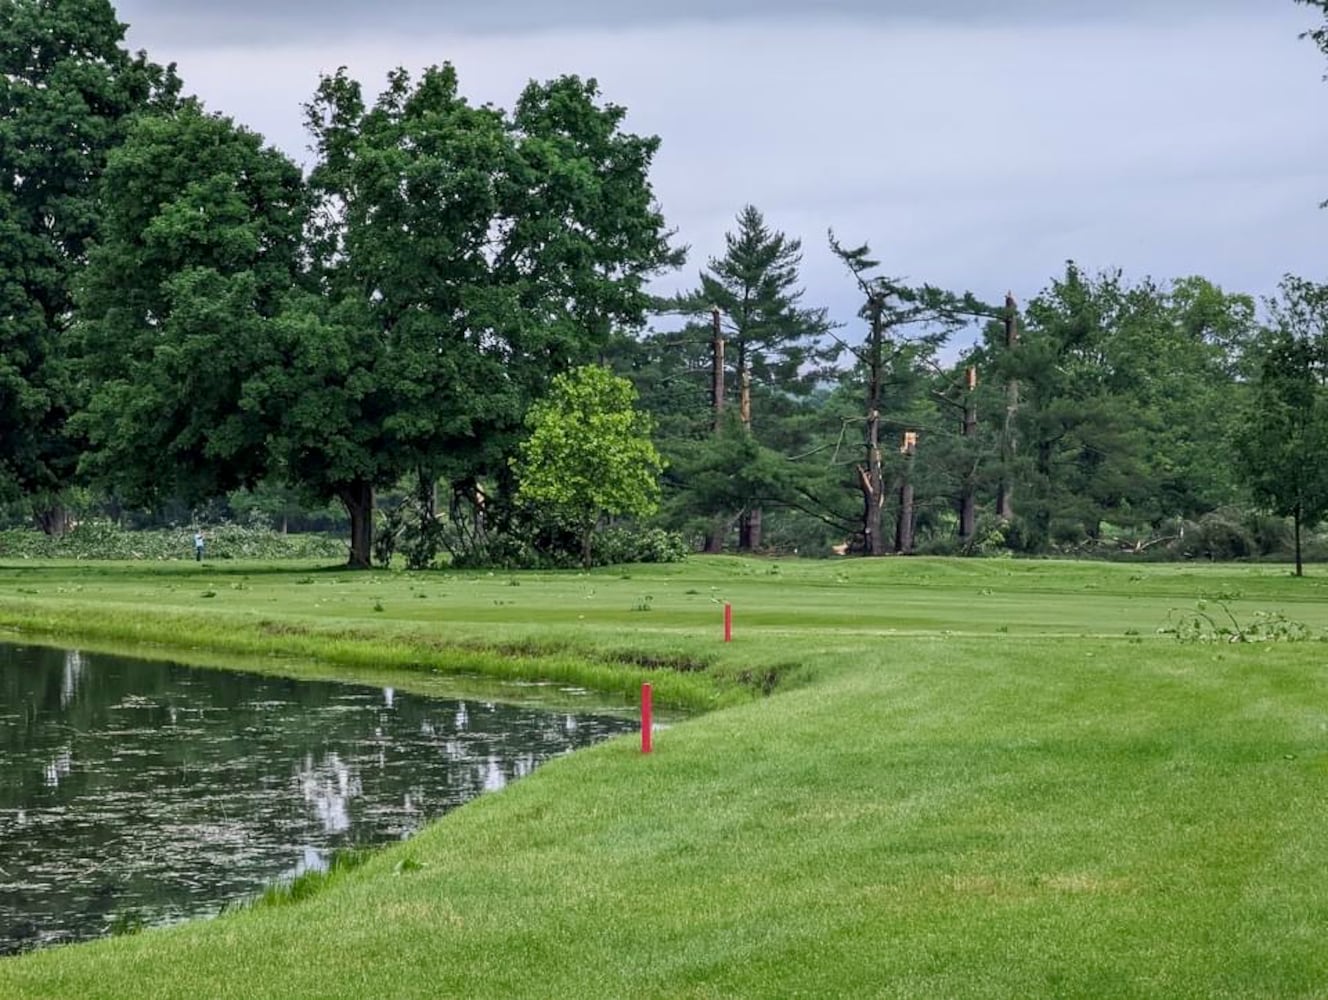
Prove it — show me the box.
[997,292,1019,521]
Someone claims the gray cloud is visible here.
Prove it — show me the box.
[107,1,1328,341]
[115,0,1273,46]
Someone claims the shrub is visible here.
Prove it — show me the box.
[0,520,346,561]
[593,527,688,565]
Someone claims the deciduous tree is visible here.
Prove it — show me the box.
[0,0,178,529]
[74,104,305,507]
[514,364,663,567]
[1234,276,1328,576]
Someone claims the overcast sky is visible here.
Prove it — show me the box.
[113,1,1328,341]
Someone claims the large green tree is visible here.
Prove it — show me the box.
[0,0,178,529]
[514,364,663,567]
[829,234,989,555]
[1234,276,1328,576]
[671,205,831,550]
[969,264,1254,551]
[74,103,306,507]
[291,65,680,567]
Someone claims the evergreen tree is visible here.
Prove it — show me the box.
[672,206,831,550]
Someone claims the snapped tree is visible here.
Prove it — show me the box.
[829,234,991,555]
[672,205,831,551]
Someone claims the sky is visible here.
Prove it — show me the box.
[112,0,1328,342]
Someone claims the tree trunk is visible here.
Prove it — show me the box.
[896,443,916,554]
[420,470,439,521]
[744,507,763,552]
[704,519,726,554]
[707,305,730,556]
[339,481,375,569]
[581,523,595,569]
[1295,509,1304,577]
[858,295,889,556]
[959,492,976,545]
[998,293,1020,522]
[959,382,978,545]
[737,344,763,552]
[35,504,70,537]
[711,306,725,431]
[896,481,915,554]
[858,407,886,557]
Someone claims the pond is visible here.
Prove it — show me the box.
[0,642,637,955]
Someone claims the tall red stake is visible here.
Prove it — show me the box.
[724,603,733,643]
[641,682,653,754]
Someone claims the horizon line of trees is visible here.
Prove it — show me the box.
[5,0,1328,572]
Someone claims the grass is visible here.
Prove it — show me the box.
[2,556,1328,998]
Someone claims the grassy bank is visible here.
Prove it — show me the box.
[2,557,1328,997]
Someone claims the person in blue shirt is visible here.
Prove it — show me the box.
[194,530,205,562]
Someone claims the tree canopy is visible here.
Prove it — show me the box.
[515,364,663,567]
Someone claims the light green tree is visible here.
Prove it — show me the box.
[515,365,663,567]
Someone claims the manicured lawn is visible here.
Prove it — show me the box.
[1,557,1326,998]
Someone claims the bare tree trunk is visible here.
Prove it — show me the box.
[711,305,725,431]
[745,507,763,552]
[705,305,727,554]
[997,293,1019,521]
[581,522,595,569]
[420,470,439,521]
[736,345,764,551]
[895,482,915,554]
[1295,508,1304,577]
[339,481,375,569]
[857,295,888,555]
[896,437,916,554]
[960,367,978,544]
[35,504,70,537]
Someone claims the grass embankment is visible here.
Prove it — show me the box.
[2,557,1328,998]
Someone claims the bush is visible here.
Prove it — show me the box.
[0,519,346,561]
[594,527,689,565]
[447,524,687,570]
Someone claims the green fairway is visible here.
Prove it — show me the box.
[2,557,1327,998]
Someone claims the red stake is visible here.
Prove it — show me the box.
[641,682,653,754]
[724,602,733,643]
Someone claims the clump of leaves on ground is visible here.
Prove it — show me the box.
[0,520,346,561]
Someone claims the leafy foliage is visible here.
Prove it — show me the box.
[0,0,179,520]
[515,365,664,566]
[1233,277,1328,575]
[74,104,305,506]
[0,519,344,560]
[1159,599,1315,643]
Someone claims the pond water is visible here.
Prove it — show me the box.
[0,643,636,955]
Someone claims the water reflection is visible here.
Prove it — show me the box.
[0,643,634,955]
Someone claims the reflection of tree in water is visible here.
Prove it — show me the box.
[0,644,634,954]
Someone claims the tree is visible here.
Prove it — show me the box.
[672,206,831,550]
[514,365,663,567]
[0,0,179,530]
[292,65,681,567]
[967,264,1255,551]
[1233,276,1328,576]
[829,234,990,555]
[73,103,306,507]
